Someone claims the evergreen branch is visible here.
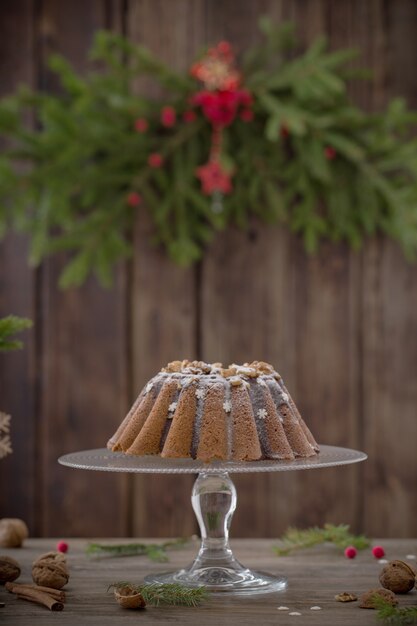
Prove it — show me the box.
[109,582,209,607]
[86,537,188,562]
[273,523,370,556]
[55,119,204,287]
[0,316,32,352]
[373,595,417,625]
[1,22,417,286]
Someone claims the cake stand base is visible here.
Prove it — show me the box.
[58,445,367,596]
[145,471,287,595]
[145,567,286,595]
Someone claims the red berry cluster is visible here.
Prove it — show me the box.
[128,41,254,202]
[192,89,253,127]
[196,161,232,195]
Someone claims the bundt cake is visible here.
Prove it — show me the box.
[108,360,319,462]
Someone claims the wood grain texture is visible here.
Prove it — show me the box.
[327,0,417,538]
[202,0,361,536]
[0,0,37,529]
[361,0,417,538]
[0,0,416,539]
[128,0,205,537]
[286,1,362,533]
[36,0,129,537]
[203,0,286,539]
[1,538,417,625]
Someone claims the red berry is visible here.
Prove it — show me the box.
[238,89,253,107]
[161,106,176,128]
[217,41,232,56]
[148,153,164,168]
[126,192,141,207]
[324,145,337,160]
[134,118,148,133]
[57,541,68,553]
[344,546,357,559]
[280,124,290,139]
[183,110,197,123]
[240,109,254,122]
[372,545,385,559]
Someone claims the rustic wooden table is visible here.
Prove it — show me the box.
[1,538,416,625]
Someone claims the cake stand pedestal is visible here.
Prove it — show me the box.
[59,445,366,595]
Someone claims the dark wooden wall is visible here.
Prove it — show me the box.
[0,0,416,539]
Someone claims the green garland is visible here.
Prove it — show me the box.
[1,18,417,287]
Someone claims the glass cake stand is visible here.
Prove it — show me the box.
[59,445,366,595]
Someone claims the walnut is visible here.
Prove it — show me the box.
[250,361,274,374]
[359,588,398,609]
[221,367,237,378]
[114,584,146,609]
[165,361,182,373]
[0,556,21,584]
[32,552,69,589]
[0,518,29,548]
[334,592,357,602]
[379,560,416,594]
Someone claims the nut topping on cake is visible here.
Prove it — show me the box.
[159,360,282,380]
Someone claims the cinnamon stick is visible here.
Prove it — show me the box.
[17,592,64,611]
[6,582,65,602]
[6,584,63,611]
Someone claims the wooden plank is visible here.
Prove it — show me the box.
[128,0,205,537]
[285,1,363,533]
[202,0,293,538]
[361,0,417,537]
[0,0,37,529]
[203,0,361,536]
[1,537,417,625]
[37,0,129,537]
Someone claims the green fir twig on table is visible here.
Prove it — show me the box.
[373,594,417,625]
[273,523,370,556]
[109,582,209,607]
[86,537,188,562]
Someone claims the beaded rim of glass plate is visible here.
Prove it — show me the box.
[58,444,367,474]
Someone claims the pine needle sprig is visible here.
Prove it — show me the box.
[109,582,209,607]
[273,523,370,556]
[86,537,188,562]
[0,315,32,352]
[373,594,417,625]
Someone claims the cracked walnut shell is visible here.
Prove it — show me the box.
[114,585,146,609]
[334,592,357,602]
[379,560,416,594]
[0,556,21,584]
[32,552,69,589]
[360,588,398,609]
